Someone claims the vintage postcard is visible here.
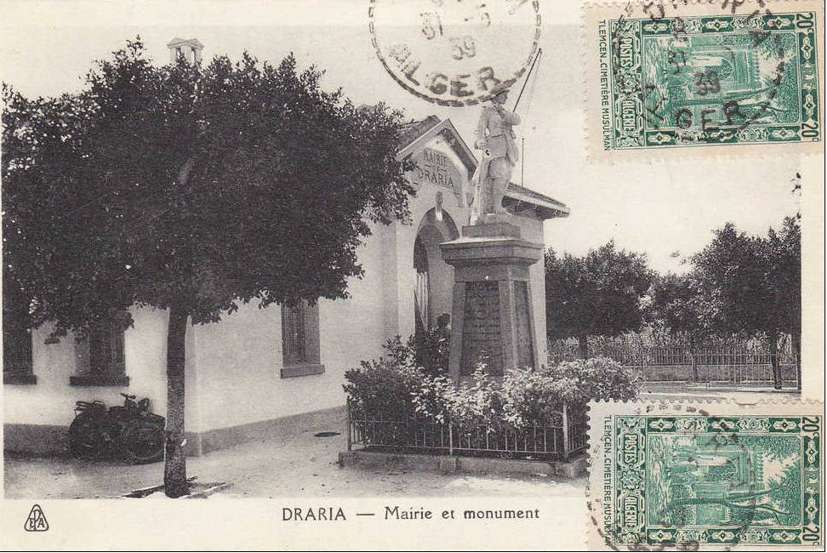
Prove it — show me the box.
[588,400,824,550]
[0,0,823,550]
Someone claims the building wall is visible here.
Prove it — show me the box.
[3,307,170,428]
[4,224,391,443]
[190,221,389,432]
[394,135,470,341]
[4,127,559,453]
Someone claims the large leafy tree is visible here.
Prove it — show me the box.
[545,241,652,358]
[648,273,701,335]
[690,223,763,335]
[646,272,707,380]
[763,216,801,387]
[2,39,413,496]
[691,219,801,389]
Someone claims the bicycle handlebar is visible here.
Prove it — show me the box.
[120,393,136,400]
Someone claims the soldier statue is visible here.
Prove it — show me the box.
[469,83,521,225]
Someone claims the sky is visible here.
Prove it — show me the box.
[0,0,818,274]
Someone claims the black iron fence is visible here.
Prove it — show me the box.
[346,401,587,461]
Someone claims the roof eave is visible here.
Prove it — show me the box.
[503,192,570,220]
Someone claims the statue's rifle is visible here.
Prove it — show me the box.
[513,47,543,114]
[512,47,542,191]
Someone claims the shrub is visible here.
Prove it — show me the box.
[381,334,418,371]
[411,374,453,424]
[344,347,640,432]
[413,322,450,377]
[501,367,564,428]
[343,336,423,421]
[542,356,642,408]
[442,366,504,431]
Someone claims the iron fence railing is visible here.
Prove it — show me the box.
[631,358,799,388]
[549,344,798,366]
[346,401,586,461]
[548,341,800,389]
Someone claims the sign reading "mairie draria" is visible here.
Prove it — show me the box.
[410,148,464,201]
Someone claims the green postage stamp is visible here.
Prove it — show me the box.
[588,401,823,549]
[585,1,824,157]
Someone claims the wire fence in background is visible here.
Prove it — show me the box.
[548,336,799,389]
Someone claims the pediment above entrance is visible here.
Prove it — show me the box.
[397,116,570,221]
[397,118,475,208]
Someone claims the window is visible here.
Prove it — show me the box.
[70,315,128,386]
[280,301,323,378]
[3,279,34,385]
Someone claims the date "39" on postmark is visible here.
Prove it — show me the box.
[369,0,541,107]
[585,0,824,159]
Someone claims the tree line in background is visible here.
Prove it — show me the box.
[544,215,801,389]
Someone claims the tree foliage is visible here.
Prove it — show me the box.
[2,38,413,495]
[687,218,799,337]
[3,38,413,334]
[545,241,653,357]
[647,272,704,339]
[688,218,801,387]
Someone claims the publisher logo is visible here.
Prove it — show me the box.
[24,504,49,532]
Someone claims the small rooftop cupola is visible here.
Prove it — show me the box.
[167,37,204,64]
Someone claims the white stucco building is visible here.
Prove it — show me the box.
[3,115,569,456]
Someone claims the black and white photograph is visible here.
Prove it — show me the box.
[0,0,823,550]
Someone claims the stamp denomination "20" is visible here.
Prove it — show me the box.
[599,8,821,150]
[369,0,541,106]
[588,400,824,550]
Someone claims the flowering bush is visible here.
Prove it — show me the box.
[411,374,453,424]
[442,366,505,431]
[501,367,564,428]
[344,345,641,430]
[542,356,641,408]
[414,325,451,377]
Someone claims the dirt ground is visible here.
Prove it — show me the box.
[7,386,787,499]
[641,386,801,401]
[4,426,586,499]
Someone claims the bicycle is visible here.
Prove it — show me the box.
[68,392,165,464]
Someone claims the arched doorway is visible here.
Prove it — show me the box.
[413,209,459,340]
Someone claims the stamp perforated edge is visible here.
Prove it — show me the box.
[585,398,824,550]
[581,0,826,165]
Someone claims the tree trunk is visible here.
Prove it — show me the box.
[769,332,781,390]
[578,335,589,360]
[164,305,189,498]
[793,331,801,392]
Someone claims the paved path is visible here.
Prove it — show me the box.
[4,427,584,499]
[641,386,800,403]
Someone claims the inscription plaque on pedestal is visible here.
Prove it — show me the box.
[460,281,503,376]
[440,220,543,382]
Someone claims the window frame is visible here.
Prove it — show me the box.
[280,300,324,379]
[3,279,35,385]
[69,315,129,387]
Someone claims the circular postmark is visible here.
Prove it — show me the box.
[369,0,541,106]
[589,404,773,552]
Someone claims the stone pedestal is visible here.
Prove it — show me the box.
[439,218,543,382]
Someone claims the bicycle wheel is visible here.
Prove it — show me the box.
[121,419,165,464]
[68,412,106,460]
